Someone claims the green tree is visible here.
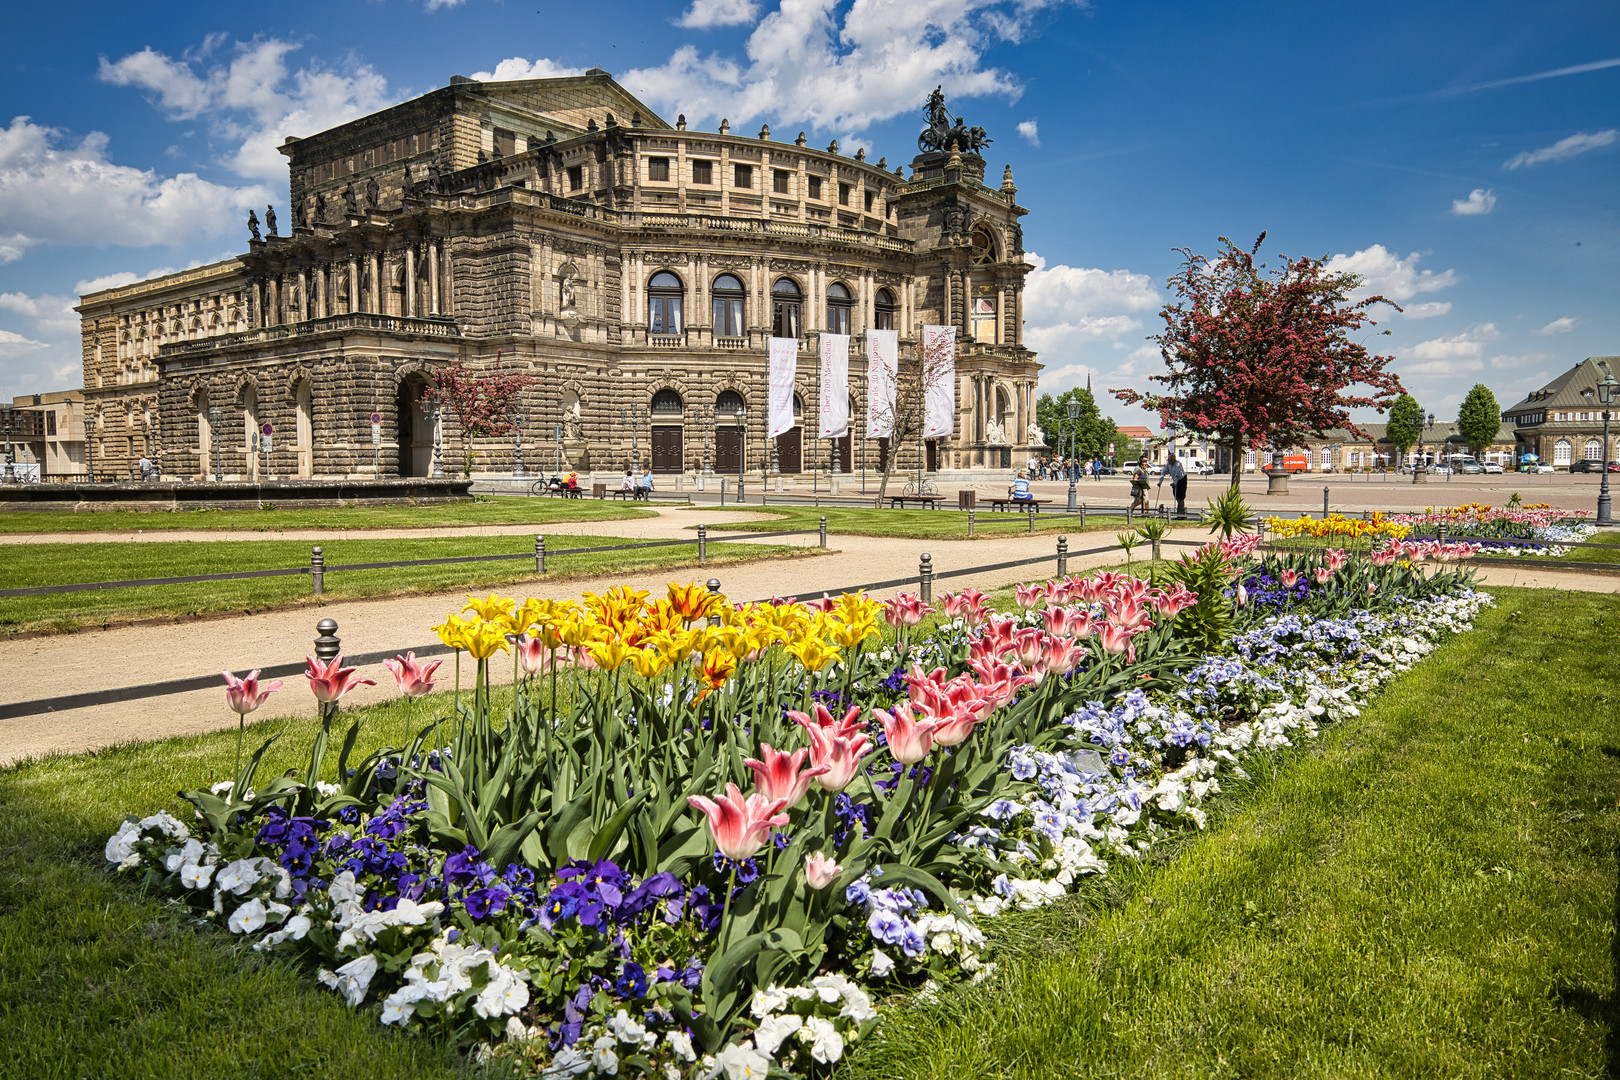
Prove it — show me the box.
[1456,383,1500,459]
[1387,393,1422,467]
[1035,388,1120,462]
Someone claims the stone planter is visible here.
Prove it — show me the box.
[1265,469,1290,495]
[1413,467,1428,484]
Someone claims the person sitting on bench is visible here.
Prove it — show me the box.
[564,471,580,496]
[618,470,636,496]
[1008,470,1034,502]
[636,468,654,501]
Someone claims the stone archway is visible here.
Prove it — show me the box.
[396,374,432,477]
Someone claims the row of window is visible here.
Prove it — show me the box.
[643,158,882,210]
[648,388,831,419]
[648,272,896,338]
[1550,438,1620,464]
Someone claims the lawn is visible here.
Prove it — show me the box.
[845,585,1620,1080]
[697,504,1134,540]
[0,534,797,635]
[2,587,1612,1077]
[0,495,658,534]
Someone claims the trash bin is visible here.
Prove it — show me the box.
[958,490,977,510]
[592,483,607,499]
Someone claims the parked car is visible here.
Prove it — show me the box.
[1609,461,1620,473]
[1570,460,1599,473]
[1456,462,1484,474]
[1187,461,1218,475]
[1534,464,1555,474]
[1482,462,1505,474]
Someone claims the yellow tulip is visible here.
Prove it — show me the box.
[667,581,724,624]
[786,636,841,673]
[586,638,632,671]
[462,619,511,660]
[628,647,665,680]
[463,594,516,631]
[433,613,472,651]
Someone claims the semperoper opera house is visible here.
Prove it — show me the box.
[75,72,1041,483]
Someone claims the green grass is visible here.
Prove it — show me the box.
[0,495,658,534]
[697,504,1134,540]
[1,535,798,634]
[845,585,1620,1080]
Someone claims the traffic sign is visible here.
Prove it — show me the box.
[370,412,382,425]
[261,423,274,436]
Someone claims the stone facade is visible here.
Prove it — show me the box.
[1502,357,1620,470]
[75,72,1041,481]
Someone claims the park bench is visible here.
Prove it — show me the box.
[985,497,1051,512]
[886,494,943,510]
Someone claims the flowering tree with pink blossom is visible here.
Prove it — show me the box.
[424,357,534,475]
[1114,233,1406,487]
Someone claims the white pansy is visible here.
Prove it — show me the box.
[214,858,261,896]
[541,1047,591,1077]
[164,838,204,873]
[708,1041,771,1080]
[104,821,141,864]
[606,1009,645,1043]
[800,1015,845,1064]
[589,1034,619,1076]
[228,898,267,934]
[504,1016,529,1042]
[316,781,342,797]
[750,1012,802,1057]
[178,860,214,890]
[317,953,379,1007]
[665,1029,696,1062]
[868,948,895,977]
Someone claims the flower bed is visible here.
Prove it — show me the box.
[1383,503,1595,557]
[105,533,1490,1078]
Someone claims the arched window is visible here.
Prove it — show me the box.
[826,282,852,335]
[648,271,683,336]
[716,390,745,417]
[971,228,997,265]
[1585,438,1603,461]
[874,288,897,331]
[792,393,805,421]
[712,274,744,338]
[772,278,802,339]
[1554,439,1573,466]
[651,388,684,416]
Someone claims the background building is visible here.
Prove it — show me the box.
[75,73,1039,483]
[1502,357,1620,470]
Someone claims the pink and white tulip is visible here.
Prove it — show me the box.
[805,852,843,890]
[304,655,375,704]
[687,783,790,862]
[223,669,283,716]
[382,652,442,698]
[743,743,830,808]
[873,702,939,765]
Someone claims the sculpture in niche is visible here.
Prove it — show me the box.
[986,417,1008,446]
[365,177,380,211]
[1027,420,1046,446]
[264,204,277,237]
[918,86,993,153]
[343,183,358,215]
[247,209,261,242]
[294,199,308,229]
[561,389,584,439]
[314,192,327,223]
[559,271,577,315]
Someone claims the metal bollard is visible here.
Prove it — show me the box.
[919,552,934,604]
[310,546,325,595]
[1057,535,1068,577]
[1027,507,1035,534]
[737,481,745,504]
[819,515,828,549]
[314,617,340,662]
[1079,503,1087,528]
[1323,486,1329,518]
[1151,536,1161,563]
[1126,504,1133,525]
[967,508,975,537]
[706,578,723,626]
[535,535,546,574]
[719,478,726,507]
[697,524,707,564]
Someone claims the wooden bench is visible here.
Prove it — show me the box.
[886,494,943,510]
[985,497,1051,512]
[603,489,650,501]
[547,487,583,499]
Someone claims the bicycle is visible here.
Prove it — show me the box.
[902,475,938,497]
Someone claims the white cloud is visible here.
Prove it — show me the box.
[676,0,761,28]
[1021,251,1158,359]
[425,0,467,9]
[0,327,47,352]
[0,292,79,338]
[613,0,1074,135]
[471,57,588,82]
[1536,316,1576,335]
[100,39,396,184]
[1401,301,1451,320]
[1016,118,1039,146]
[1324,245,1458,303]
[1404,324,1499,376]
[0,116,267,255]
[1503,128,1617,169]
[1451,188,1495,216]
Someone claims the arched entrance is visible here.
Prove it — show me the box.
[650,388,684,474]
[396,375,432,477]
[294,379,314,478]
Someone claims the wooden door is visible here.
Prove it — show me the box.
[650,426,683,474]
[715,426,741,473]
[776,428,802,473]
[833,434,851,473]
[925,440,938,472]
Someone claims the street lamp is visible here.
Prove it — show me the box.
[430,404,445,478]
[0,403,16,482]
[1597,369,1617,525]
[208,405,223,482]
[511,402,527,478]
[700,405,713,474]
[1064,400,1080,512]
[735,406,747,501]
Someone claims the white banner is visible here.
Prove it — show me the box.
[921,324,957,440]
[768,336,799,439]
[865,330,898,439]
[818,333,850,439]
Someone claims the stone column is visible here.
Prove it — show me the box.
[404,245,416,318]
[348,255,360,313]
[428,241,440,315]
[370,252,382,314]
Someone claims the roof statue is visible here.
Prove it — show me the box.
[918,86,993,154]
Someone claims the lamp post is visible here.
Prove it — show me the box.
[1597,370,1617,525]
[512,402,527,478]
[0,403,15,482]
[430,404,444,478]
[208,405,223,482]
[736,406,746,501]
[1064,400,1080,512]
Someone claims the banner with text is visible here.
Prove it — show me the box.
[768,336,799,438]
[865,330,898,439]
[921,324,957,440]
[818,333,850,439]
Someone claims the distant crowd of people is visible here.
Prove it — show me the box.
[1012,452,1191,517]
[1022,457,1119,481]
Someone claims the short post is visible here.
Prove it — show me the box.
[919,552,933,604]
[1057,535,1069,577]
[719,478,726,507]
[967,508,975,538]
[737,480,745,504]
[819,515,828,549]
[697,524,707,564]
[314,617,341,719]
[706,578,723,626]
[1151,535,1161,563]
[1026,507,1035,534]
[1323,486,1330,518]
[310,546,325,595]
[1126,504,1133,525]
[535,535,546,574]
[1079,503,1087,528]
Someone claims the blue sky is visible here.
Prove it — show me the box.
[1,0,1615,427]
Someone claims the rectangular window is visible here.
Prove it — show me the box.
[494,128,516,157]
[648,157,670,182]
[734,163,753,189]
[691,159,713,185]
[827,304,851,335]
[839,182,850,206]
[808,176,822,200]
[568,165,583,191]
[713,297,744,337]
[46,411,56,437]
[773,169,791,195]
[649,296,683,335]
[864,191,875,213]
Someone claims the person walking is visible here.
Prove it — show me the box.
[1129,456,1151,512]
[1157,452,1188,518]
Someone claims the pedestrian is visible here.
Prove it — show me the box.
[1129,456,1151,512]
[1008,469,1034,502]
[138,455,154,481]
[1158,451,1188,518]
[637,467,654,500]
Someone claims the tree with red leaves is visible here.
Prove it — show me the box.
[1114,233,1405,487]
[424,355,534,475]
